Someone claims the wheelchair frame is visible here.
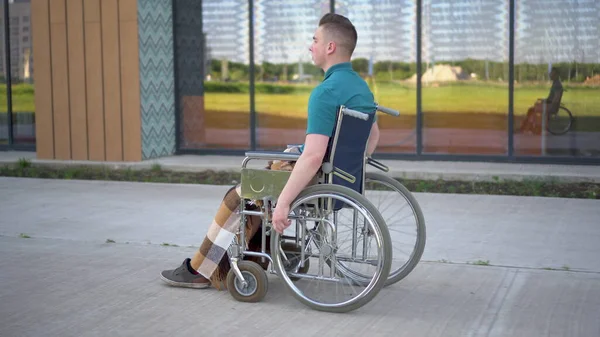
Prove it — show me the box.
[226,103,403,312]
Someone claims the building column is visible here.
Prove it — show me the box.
[173,0,206,149]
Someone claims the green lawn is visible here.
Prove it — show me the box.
[1,82,598,118]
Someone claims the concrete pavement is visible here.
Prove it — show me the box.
[1,177,600,337]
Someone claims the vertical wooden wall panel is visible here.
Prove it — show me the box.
[31,0,54,159]
[49,0,71,160]
[101,0,123,161]
[66,0,88,160]
[83,0,105,161]
[119,0,142,161]
[31,0,147,161]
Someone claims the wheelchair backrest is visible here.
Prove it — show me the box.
[322,105,375,196]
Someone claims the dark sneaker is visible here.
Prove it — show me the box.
[160,258,211,289]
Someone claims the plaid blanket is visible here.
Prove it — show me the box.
[190,147,299,289]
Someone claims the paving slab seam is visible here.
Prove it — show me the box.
[0,234,198,251]
[420,260,600,275]
[4,235,599,276]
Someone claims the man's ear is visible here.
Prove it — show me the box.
[327,41,336,55]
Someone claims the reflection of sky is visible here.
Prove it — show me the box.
[203,0,600,65]
[516,0,600,64]
[254,1,328,64]
[337,0,416,62]
[422,0,508,63]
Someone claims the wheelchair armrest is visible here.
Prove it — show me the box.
[243,151,301,168]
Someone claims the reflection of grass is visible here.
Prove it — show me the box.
[2,82,598,118]
[0,84,36,113]
[204,82,600,118]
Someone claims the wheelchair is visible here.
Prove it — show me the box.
[225,104,426,313]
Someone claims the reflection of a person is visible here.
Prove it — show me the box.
[519,67,563,134]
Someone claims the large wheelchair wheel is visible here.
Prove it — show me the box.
[270,184,392,313]
[363,173,426,286]
[547,106,574,135]
[331,173,426,287]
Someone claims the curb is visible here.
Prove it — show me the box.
[2,156,599,184]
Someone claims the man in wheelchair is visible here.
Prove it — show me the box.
[519,67,564,134]
[160,13,380,290]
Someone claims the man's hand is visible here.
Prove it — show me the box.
[272,203,291,234]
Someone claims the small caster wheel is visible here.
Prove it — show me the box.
[226,261,268,302]
[281,242,310,281]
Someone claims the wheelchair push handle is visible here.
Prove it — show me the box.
[375,104,400,117]
[340,106,370,120]
[341,104,400,120]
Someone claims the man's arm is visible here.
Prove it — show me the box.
[366,121,380,156]
[271,134,329,233]
[277,134,328,207]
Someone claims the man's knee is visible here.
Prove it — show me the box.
[268,145,301,171]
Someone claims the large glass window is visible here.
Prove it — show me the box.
[11,1,34,146]
[514,0,600,158]
[178,0,250,150]
[174,0,599,162]
[0,1,6,146]
[0,0,35,146]
[421,0,509,155]
[338,0,418,154]
[253,0,329,150]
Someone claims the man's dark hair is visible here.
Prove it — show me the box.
[319,13,357,56]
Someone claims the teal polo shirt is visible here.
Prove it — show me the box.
[306,62,376,138]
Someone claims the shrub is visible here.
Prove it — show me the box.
[203,81,313,94]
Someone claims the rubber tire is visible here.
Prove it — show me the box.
[547,106,574,136]
[271,184,392,313]
[226,261,269,303]
[364,172,426,286]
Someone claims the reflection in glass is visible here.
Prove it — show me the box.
[178,0,250,150]
[338,0,417,154]
[514,0,600,157]
[0,0,5,145]
[0,0,35,146]
[421,0,509,155]
[253,0,329,150]
[0,1,7,145]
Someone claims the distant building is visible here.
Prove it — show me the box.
[515,0,600,64]
[335,0,416,63]
[254,0,328,64]
[422,0,508,64]
[202,0,598,67]
[203,0,415,65]
[202,0,249,64]
[0,0,33,82]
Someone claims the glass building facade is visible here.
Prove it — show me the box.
[2,0,599,163]
[0,0,34,150]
